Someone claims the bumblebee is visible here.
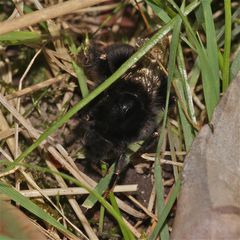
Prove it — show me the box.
[81,43,167,172]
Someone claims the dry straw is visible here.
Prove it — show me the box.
[0,0,108,35]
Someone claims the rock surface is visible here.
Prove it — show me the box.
[171,73,240,240]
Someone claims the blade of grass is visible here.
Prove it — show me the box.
[201,0,220,97]
[147,0,176,18]
[222,0,232,91]
[64,34,89,97]
[93,2,124,36]
[174,43,197,150]
[167,122,179,180]
[202,1,219,74]
[177,100,195,151]
[173,76,196,150]
[72,61,89,98]
[188,59,201,88]
[0,236,16,240]
[109,192,135,240]
[149,178,181,240]
[146,0,171,23]
[99,205,105,234]
[146,0,200,24]
[216,6,240,47]
[177,44,197,124]
[154,15,182,240]
[0,31,41,45]
[82,163,115,209]
[154,158,169,240]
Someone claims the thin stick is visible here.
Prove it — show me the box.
[19,185,138,198]
[0,0,108,35]
[127,195,157,221]
[15,48,42,158]
[0,128,16,141]
[6,74,69,100]
[141,155,184,167]
[75,3,118,13]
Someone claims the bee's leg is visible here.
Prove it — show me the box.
[103,154,127,199]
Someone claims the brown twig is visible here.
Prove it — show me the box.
[6,74,69,100]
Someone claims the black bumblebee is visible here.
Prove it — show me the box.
[81,43,167,172]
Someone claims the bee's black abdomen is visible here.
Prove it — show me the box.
[90,80,152,142]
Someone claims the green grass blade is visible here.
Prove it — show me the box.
[154,159,169,240]
[146,0,176,18]
[188,59,201,88]
[201,0,220,98]
[175,45,196,150]
[177,44,197,124]
[146,0,171,23]
[82,163,115,209]
[202,1,219,73]
[173,77,195,151]
[0,31,41,45]
[0,236,16,240]
[178,100,195,151]
[157,15,182,148]
[216,7,240,47]
[149,178,181,240]
[222,0,232,91]
[72,61,89,98]
[99,205,105,234]
[109,192,135,240]
[154,15,182,240]
[146,0,200,24]
[167,122,180,180]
